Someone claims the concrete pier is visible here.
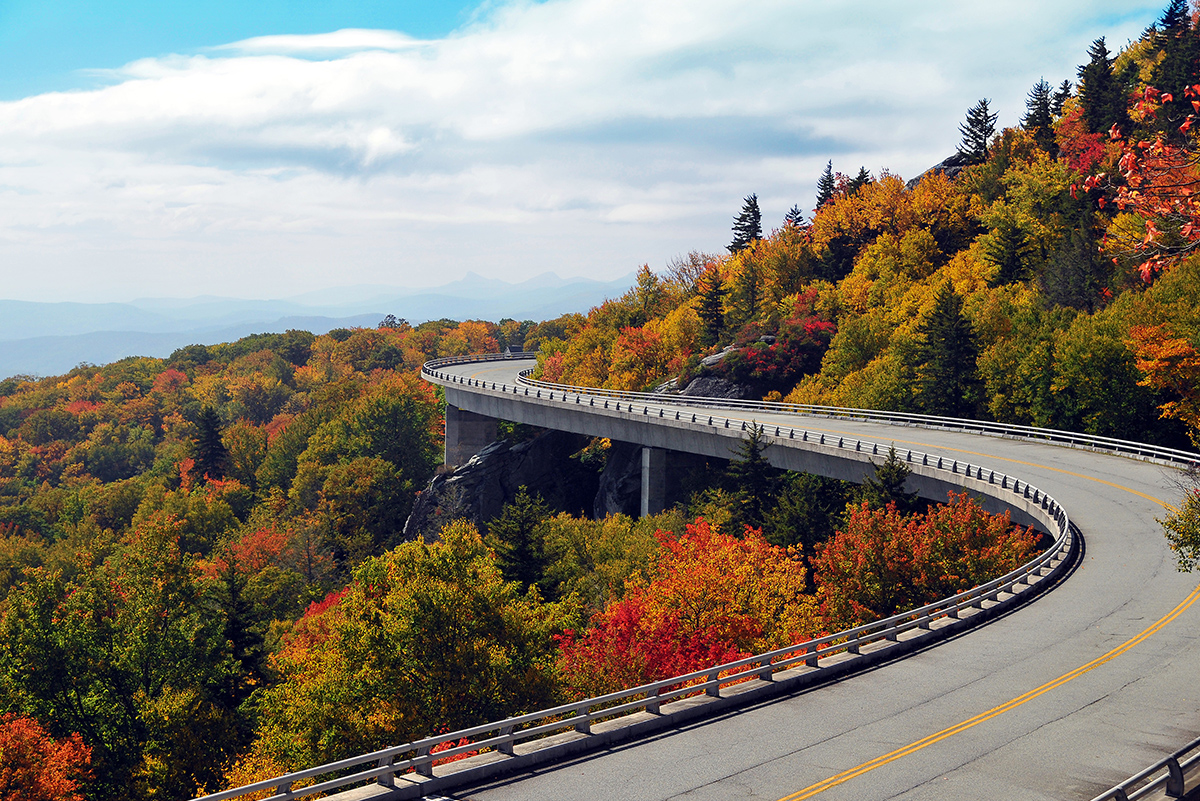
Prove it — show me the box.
[444,405,498,467]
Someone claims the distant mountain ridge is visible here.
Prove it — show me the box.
[0,271,637,378]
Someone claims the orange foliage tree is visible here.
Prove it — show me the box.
[0,714,92,801]
[556,519,818,697]
[1108,85,1200,279]
[1129,323,1200,446]
[816,492,1040,629]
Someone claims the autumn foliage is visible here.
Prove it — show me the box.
[556,519,817,697]
[0,715,92,801]
[815,492,1041,629]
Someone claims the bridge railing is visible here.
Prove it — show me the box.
[199,355,1081,801]
[1089,733,1200,800]
[424,352,1199,467]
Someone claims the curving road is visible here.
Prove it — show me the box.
[425,358,1200,801]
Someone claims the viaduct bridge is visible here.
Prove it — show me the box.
[201,352,1200,801]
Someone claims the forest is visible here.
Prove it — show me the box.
[5,3,1200,798]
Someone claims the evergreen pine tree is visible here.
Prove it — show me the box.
[1151,0,1199,135]
[859,446,920,514]
[984,217,1034,286]
[957,99,998,165]
[1040,213,1107,313]
[1078,38,1130,135]
[847,167,871,195]
[193,406,228,481]
[784,205,804,227]
[727,424,774,532]
[728,194,763,254]
[487,486,552,595]
[913,284,980,418]
[763,472,852,592]
[697,268,727,347]
[1023,78,1057,153]
[815,160,835,210]
[1051,80,1073,116]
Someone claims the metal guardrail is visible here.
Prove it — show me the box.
[1089,733,1200,800]
[425,351,1200,468]
[197,353,1082,801]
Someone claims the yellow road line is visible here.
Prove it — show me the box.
[777,581,1200,800]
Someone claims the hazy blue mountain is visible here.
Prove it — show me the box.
[0,271,637,378]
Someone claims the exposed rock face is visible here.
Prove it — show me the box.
[403,429,596,540]
[593,440,642,519]
[679,375,752,400]
[906,152,971,190]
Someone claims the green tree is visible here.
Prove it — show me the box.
[487,487,553,596]
[246,521,571,772]
[984,216,1034,286]
[1023,78,1057,153]
[193,406,228,481]
[1051,80,1073,116]
[1151,0,1200,136]
[957,98,998,165]
[913,284,980,418]
[847,166,871,196]
[728,194,763,254]
[0,515,243,800]
[815,160,835,209]
[726,424,775,532]
[1078,38,1129,135]
[859,446,920,514]
[763,472,852,591]
[784,205,804,227]
[1040,213,1107,312]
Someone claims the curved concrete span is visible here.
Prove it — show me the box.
[426,355,1200,801]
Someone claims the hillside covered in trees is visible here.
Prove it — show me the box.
[4,4,1200,799]
[531,3,1200,453]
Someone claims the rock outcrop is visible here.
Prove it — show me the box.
[403,429,597,539]
[906,152,971,190]
[679,375,752,399]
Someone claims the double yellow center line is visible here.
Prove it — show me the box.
[779,582,1200,799]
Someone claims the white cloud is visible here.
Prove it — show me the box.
[0,0,1165,301]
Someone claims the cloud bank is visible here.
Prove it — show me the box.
[0,0,1162,301]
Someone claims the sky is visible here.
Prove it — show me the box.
[0,0,1167,302]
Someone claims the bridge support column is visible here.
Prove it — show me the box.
[641,447,668,517]
[445,404,498,468]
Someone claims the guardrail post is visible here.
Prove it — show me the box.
[415,745,433,777]
[274,781,293,796]
[376,756,395,787]
[574,712,592,734]
[498,725,515,755]
[805,642,819,667]
[846,638,860,655]
[757,656,774,681]
[1166,756,1185,797]
[706,670,721,697]
[646,689,661,715]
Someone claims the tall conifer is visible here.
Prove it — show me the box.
[1023,78,1057,153]
[728,194,762,254]
[193,406,228,481]
[914,284,980,418]
[815,161,835,210]
[957,99,998,165]
[1078,38,1129,135]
